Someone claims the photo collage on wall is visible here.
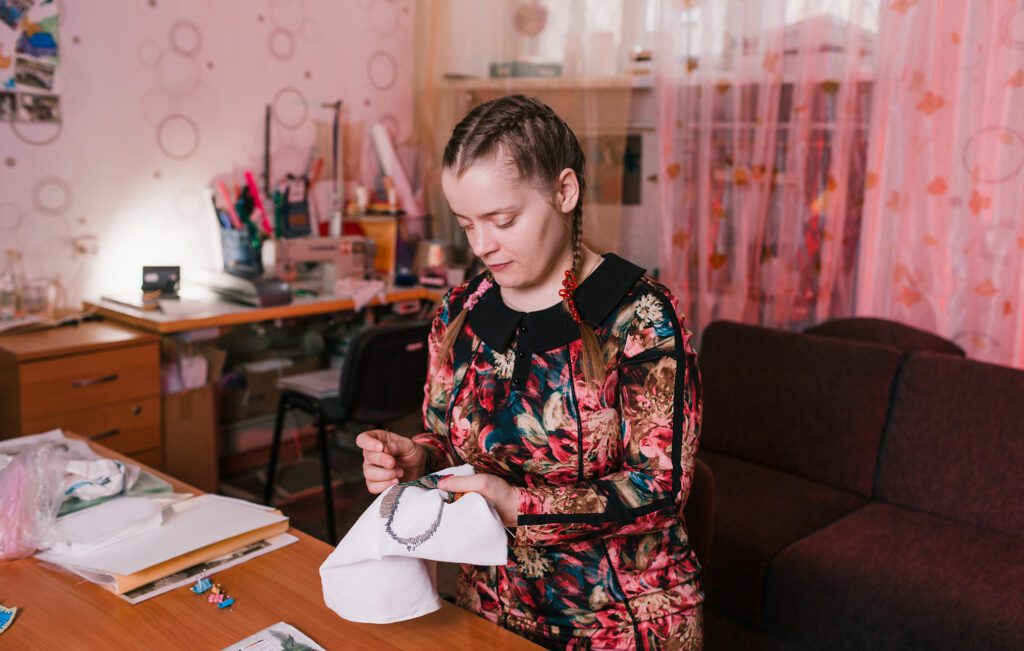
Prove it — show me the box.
[0,0,60,123]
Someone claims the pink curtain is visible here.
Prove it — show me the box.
[856,1,1024,368]
[655,1,878,336]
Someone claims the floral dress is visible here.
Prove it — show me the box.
[412,253,704,650]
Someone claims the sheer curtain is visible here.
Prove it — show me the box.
[654,0,879,335]
[856,1,1024,368]
[413,0,657,265]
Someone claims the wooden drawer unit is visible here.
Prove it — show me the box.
[23,395,161,455]
[0,322,163,464]
[19,346,159,421]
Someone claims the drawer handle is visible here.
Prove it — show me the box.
[91,428,121,441]
[72,373,119,388]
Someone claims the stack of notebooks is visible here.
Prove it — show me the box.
[36,494,290,598]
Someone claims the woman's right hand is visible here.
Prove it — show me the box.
[355,430,427,494]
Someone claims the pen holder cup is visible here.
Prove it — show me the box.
[220,229,263,276]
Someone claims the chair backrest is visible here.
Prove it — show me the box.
[338,319,432,425]
[878,353,1024,538]
[803,317,965,357]
[699,320,902,497]
[682,457,715,570]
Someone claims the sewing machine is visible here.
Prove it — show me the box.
[263,236,375,293]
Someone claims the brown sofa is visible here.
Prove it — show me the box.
[696,319,1023,650]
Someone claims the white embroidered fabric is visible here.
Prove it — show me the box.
[320,464,508,624]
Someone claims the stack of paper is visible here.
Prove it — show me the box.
[36,494,289,595]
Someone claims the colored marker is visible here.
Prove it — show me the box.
[216,181,242,229]
[244,170,273,234]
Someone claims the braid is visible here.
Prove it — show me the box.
[568,207,604,385]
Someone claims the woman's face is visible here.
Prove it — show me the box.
[441,155,578,292]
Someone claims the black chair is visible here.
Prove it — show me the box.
[263,319,432,543]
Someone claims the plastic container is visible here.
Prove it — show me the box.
[0,249,24,320]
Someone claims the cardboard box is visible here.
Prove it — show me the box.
[162,384,218,492]
[349,216,398,279]
[219,356,321,424]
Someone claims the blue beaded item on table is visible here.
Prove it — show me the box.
[0,604,17,635]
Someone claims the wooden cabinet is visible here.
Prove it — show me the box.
[0,322,162,465]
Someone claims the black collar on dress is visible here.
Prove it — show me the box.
[464,253,645,353]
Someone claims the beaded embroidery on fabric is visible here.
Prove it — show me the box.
[378,472,462,551]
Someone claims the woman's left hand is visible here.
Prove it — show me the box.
[437,473,519,527]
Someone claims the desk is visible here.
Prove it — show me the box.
[83,287,443,486]
[85,287,441,335]
[0,436,540,650]
[0,323,162,466]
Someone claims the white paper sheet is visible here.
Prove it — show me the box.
[45,496,171,554]
[222,621,325,651]
[35,494,288,575]
[276,368,340,399]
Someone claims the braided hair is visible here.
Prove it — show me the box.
[437,94,604,384]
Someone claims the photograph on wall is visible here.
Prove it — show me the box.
[0,90,14,120]
[0,0,33,30]
[15,14,58,58]
[14,55,53,90]
[18,91,59,122]
[1,0,59,94]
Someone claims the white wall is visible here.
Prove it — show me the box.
[0,0,414,306]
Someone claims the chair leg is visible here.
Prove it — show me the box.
[317,410,338,544]
[264,394,289,506]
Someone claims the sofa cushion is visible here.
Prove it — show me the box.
[879,353,1024,538]
[699,320,902,497]
[763,503,1024,651]
[698,451,867,627]
[803,317,965,356]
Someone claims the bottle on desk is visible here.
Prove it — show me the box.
[0,248,24,320]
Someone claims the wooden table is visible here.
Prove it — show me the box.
[85,286,441,335]
[0,436,539,650]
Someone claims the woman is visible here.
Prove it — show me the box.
[357,94,703,650]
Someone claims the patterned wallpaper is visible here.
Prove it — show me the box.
[0,0,414,307]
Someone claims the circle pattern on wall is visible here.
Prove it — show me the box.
[137,40,163,68]
[32,176,72,214]
[157,113,200,159]
[962,126,1024,183]
[367,50,397,91]
[269,28,295,60]
[272,86,308,129]
[10,120,63,146]
[170,20,203,56]
[156,51,201,95]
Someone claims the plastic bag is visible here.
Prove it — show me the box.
[0,443,66,561]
